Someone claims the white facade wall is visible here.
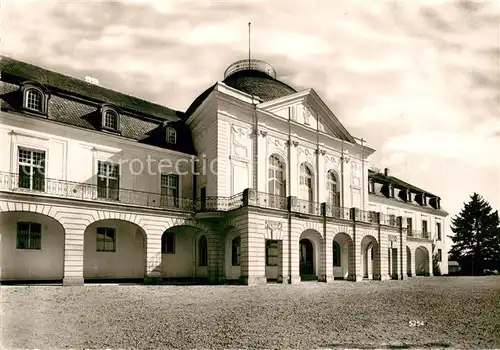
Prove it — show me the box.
[0,71,449,285]
[0,112,195,200]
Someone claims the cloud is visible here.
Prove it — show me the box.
[382,119,500,169]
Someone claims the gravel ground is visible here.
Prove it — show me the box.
[1,276,499,349]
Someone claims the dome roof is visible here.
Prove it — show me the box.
[185,59,296,117]
[222,59,297,101]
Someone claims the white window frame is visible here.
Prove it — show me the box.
[101,107,120,131]
[299,163,313,202]
[268,154,286,197]
[25,88,43,112]
[97,161,120,200]
[17,146,46,191]
[160,173,180,208]
[326,170,338,207]
[166,127,177,144]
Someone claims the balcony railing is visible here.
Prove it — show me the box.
[292,198,321,216]
[324,204,351,220]
[194,192,244,212]
[356,209,379,224]
[407,230,431,239]
[0,172,193,211]
[380,213,399,228]
[1,173,426,232]
[247,191,287,211]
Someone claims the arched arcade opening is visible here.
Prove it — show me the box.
[0,211,65,281]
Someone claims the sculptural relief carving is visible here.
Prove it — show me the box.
[232,125,249,158]
[265,220,283,240]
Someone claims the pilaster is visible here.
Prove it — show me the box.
[349,208,362,282]
[144,230,162,284]
[61,223,85,286]
[240,213,266,285]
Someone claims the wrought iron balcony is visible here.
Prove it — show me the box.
[0,172,193,212]
[407,230,431,239]
[247,190,287,211]
[324,204,351,220]
[194,193,244,212]
[292,198,322,216]
[380,213,399,228]
[355,209,379,224]
[0,173,419,234]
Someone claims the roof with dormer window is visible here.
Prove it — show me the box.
[0,55,195,154]
[0,55,182,121]
[368,169,438,198]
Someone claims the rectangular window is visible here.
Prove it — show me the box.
[96,227,116,252]
[18,148,45,191]
[16,222,41,249]
[266,240,279,266]
[422,220,428,233]
[162,232,175,253]
[438,249,442,262]
[436,223,442,240]
[407,217,413,234]
[389,214,396,226]
[97,161,119,200]
[161,173,179,208]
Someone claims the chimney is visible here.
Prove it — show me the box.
[84,76,100,86]
[384,168,390,176]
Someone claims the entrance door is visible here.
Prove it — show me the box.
[299,239,314,276]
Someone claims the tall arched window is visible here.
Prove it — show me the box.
[231,236,241,266]
[299,163,313,202]
[333,241,341,267]
[198,235,208,266]
[268,155,286,196]
[327,170,338,207]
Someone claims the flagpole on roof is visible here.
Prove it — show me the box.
[248,22,251,69]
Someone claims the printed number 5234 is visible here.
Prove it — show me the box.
[409,320,425,327]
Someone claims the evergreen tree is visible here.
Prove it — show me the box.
[449,193,500,275]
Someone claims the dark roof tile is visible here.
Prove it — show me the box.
[0,55,183,121]
[368,169,438,197]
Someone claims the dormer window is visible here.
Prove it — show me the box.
[166,127,177,144]
[101,107,120,132]
[368,180,375,193]
[22,85,49,114]
[422,195,427,206]
[26,89,42,111]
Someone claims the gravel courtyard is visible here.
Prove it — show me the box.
[1,276,499,349]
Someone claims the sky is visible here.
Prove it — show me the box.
[2,0,499,229]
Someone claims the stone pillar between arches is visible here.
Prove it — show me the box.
[62,224,85,286]
[144,231,162,285]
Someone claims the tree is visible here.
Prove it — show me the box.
[449,193,500,275]
[432,243,442,276]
